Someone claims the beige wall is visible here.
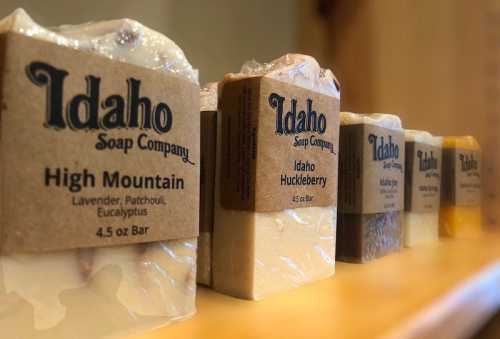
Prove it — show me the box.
[0,0,298,84]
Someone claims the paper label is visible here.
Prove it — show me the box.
[404,142,442,212]
[338,124,404,214]
[441,148,481,206]
[0,33,199,254]
[220,77,340,212]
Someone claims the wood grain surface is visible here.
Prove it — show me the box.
[298,0,500,231]
[130,233,500,339]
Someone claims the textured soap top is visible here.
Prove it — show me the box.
[405,129,442,147]
[200,82,218,111]
[0,8,198,83]
[340,112,403,130]
[442,136,480,150]
[224,54,340,98]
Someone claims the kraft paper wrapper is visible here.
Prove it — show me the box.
[0,32,200,254]
[219,77,339,213]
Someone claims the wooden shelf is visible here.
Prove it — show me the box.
[131,233,500,339]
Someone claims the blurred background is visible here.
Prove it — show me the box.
[0,0,498,231]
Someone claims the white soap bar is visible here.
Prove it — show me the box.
[200,82,218,111]
[213,205,336,299]
[405,129,443,147]
[0,8,197,338]
[197,232,212,286]
[213,54,338,299]
[403,212,439,246]
[340,112,403,130]
[404,129,443,247]
[0,9,198,83]
[226,54,340,98]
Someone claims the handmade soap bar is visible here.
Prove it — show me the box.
[403,130,443,247]
[197,82,218,286]
[213,54,340,300]
[0,9,198,338]
[439,136,482,237]
[337,112,404,262]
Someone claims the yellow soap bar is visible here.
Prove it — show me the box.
[439,136,482,237]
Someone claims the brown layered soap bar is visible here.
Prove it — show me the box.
[337,212,402,262]
[337,113,404,263]
[197,82,218,286]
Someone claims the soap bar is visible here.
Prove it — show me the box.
[439,136,482,237]
[214,206,336,299]
[403,130,443,247]
[337,212,401,260]
[337,112,404,262]
[0,9,198,338]
[213,54,340,299]
[197,83,218,286]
